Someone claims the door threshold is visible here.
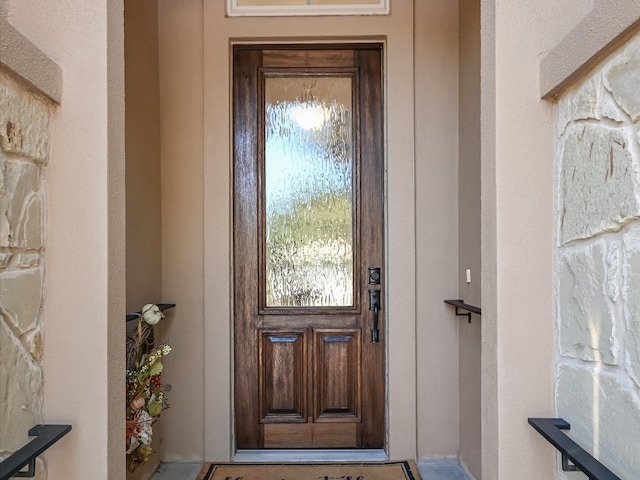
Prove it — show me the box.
[233,449,388,463]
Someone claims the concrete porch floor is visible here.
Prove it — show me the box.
[150,458,475,480]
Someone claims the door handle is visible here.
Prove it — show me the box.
[369,289,381,343]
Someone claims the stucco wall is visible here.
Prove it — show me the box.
[125,0,162,311]
[457,1,481,477]
[414,0,460,461]
[158,0,206,462]
[556,31,640,480]
[480,2,592,479]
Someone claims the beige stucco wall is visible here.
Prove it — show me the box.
[157,0,460,463]
[157,0,206,462]
[125,0,162,310]
[125,0,163,478]
[556,30,640,479]
[414,0,461,461]
[457,1,480,477]
[481,2,594,479]
[2,1,126,479]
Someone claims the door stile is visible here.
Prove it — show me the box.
[355,47,385,447]
[233,47,263,448]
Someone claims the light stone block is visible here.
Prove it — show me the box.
[0,318,43,453]
[623,226,640,387]
[558,240,619,364]
[15,192,42,249]
[559,124,639,244]
[556,97,572,137]
[0,267,42,335]
[604,34,640,123]
[23,328,43,363]
[598,90,627,123]
[557,364,640,479]
[1,160,38,248]
[0,251,11,269]
[556,76,600,135]
[571,75,600,122]
[16,252,39,268]
[0,72,52,162]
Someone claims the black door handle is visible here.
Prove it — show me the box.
[369,289,381,343]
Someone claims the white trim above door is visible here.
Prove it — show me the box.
[226,0,389,17]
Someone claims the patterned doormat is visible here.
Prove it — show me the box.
[197,460,421,480]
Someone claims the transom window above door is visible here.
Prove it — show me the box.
[227,0,389,16]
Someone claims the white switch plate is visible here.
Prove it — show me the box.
[465,269,471,283]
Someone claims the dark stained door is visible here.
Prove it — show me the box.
[233,44,384,449]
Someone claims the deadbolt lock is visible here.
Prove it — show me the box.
[368,267,381,285]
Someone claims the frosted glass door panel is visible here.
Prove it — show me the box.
[264,76,354,307]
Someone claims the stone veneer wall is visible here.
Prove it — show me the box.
[557,32,640,479]
[0,70,52,478]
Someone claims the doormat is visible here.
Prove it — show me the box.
[197,460,421,480]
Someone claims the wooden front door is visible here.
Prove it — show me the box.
[233,44,384,449]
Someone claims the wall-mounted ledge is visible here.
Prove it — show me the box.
[444,299,481,323]
[0,425,71,480]
[528,418,622,480]
[0,17,62,104]
[540,0,640,99]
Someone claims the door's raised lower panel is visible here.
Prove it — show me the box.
[313,329,361,422]
[263,423,357,448]
[259,330,307,423]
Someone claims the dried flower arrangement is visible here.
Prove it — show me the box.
[125,304,171,472]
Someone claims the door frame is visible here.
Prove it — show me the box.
[202,29,417,464]
[231,43,385,452]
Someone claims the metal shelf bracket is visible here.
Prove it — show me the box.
[444,299,481,323]
[0,425,71,480]
[528,418,622,480]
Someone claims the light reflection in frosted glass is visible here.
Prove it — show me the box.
[265,77,353,307]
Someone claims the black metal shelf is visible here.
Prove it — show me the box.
[444,299,481,323]
[126,303,176,322]
[0,425,71,480]
[528,418,622,480]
